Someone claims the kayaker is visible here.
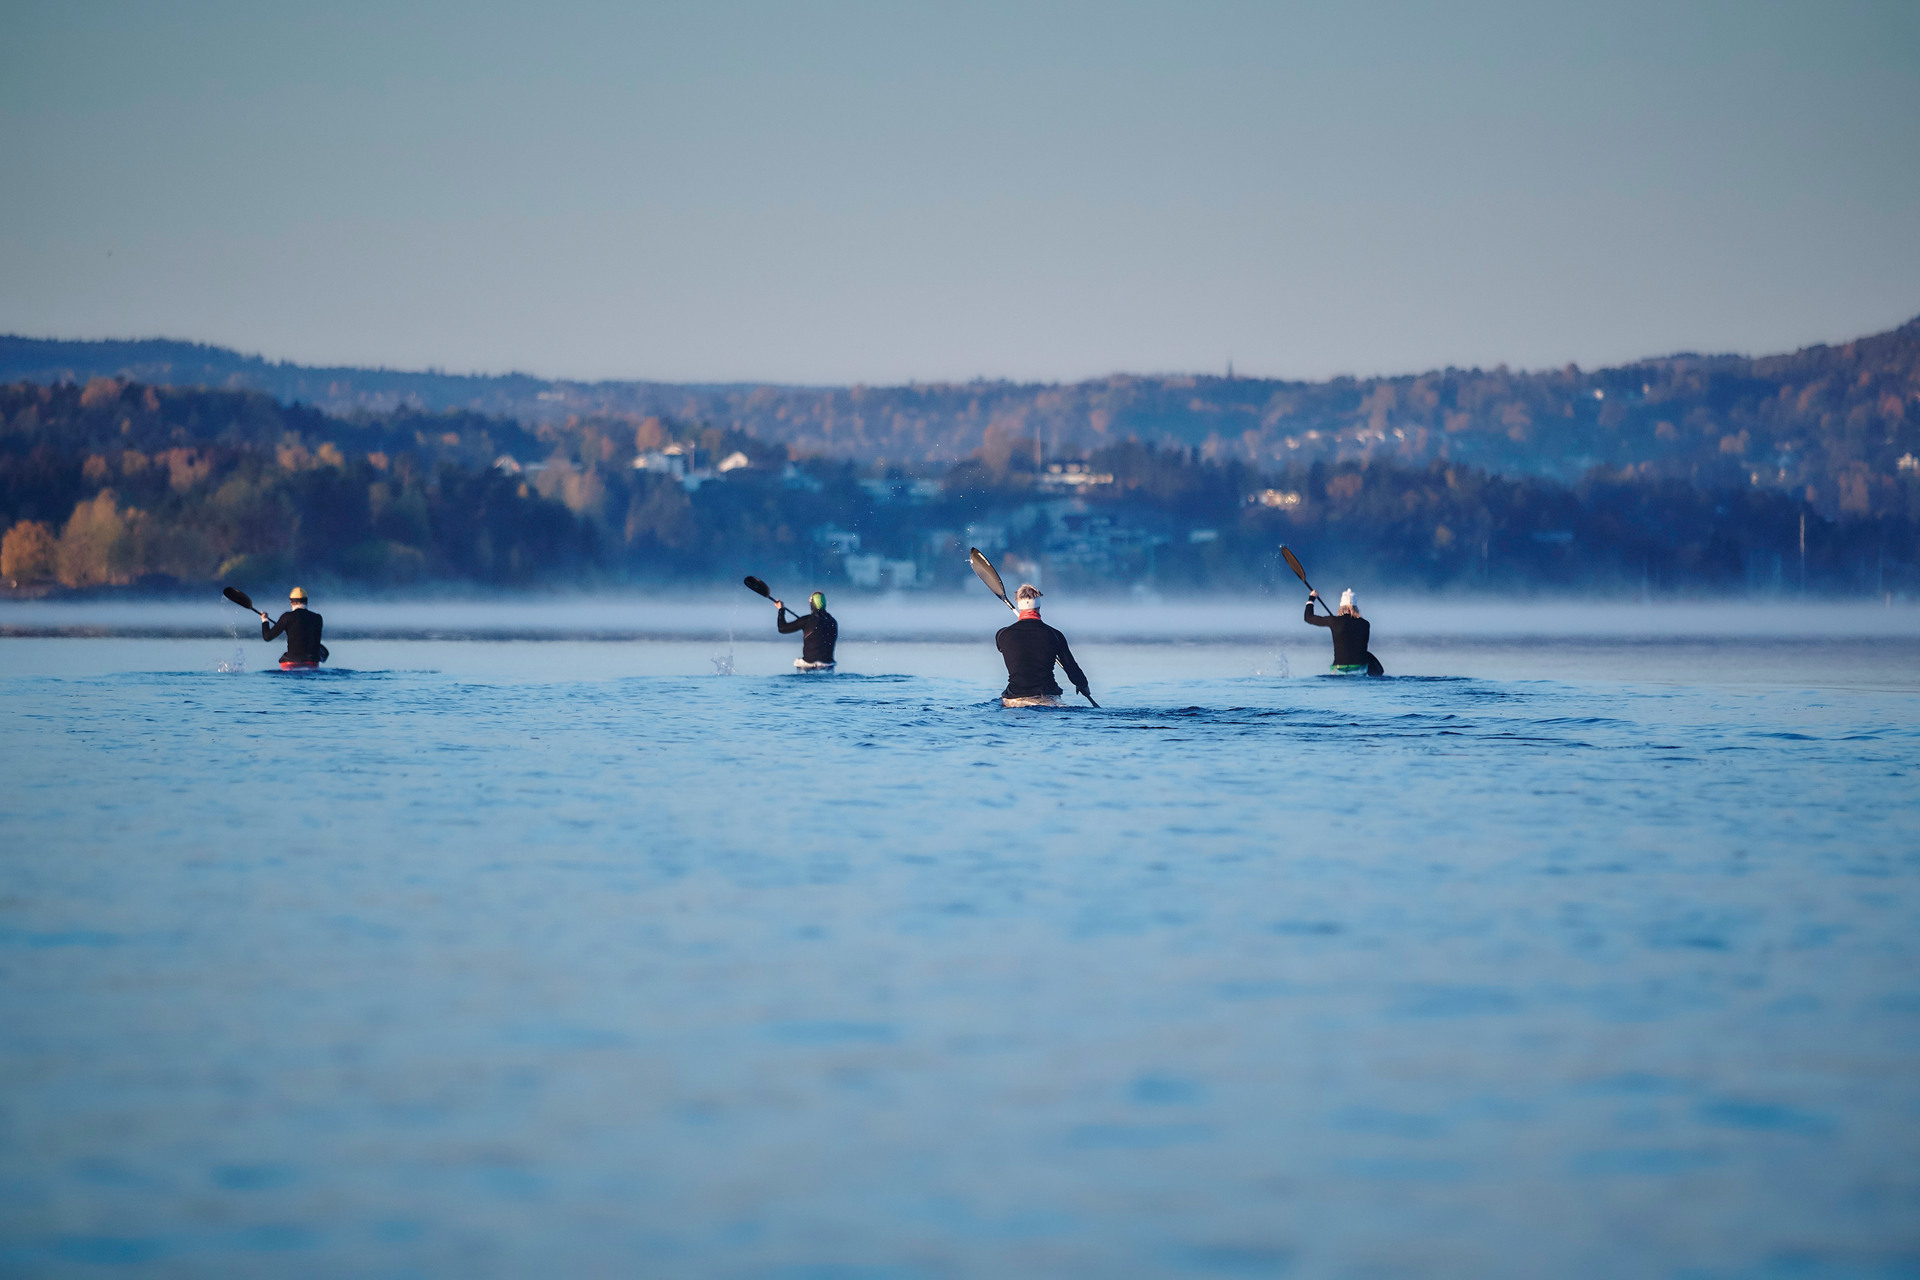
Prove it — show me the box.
[259,586,329,667]
[996,584,1092,707]
[773,590,838,670]
[1305,588,1383,675]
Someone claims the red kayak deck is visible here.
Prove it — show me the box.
[278,661,320,671]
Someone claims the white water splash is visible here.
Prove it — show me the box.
[710,628,736,675]
[1253,647,1291,678]
[215,647,248,673]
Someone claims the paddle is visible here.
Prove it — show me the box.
[743,575,793,616]
[223,586,264,618]
[969,548,1098,707]
[1281,545,1333,616]
[968,549,1015,612]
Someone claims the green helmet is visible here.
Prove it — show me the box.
[808,591,826,612]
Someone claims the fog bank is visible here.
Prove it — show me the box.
[6,596,1920,641]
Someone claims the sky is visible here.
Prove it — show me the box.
[2,0,1916,386]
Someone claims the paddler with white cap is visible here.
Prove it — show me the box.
[1304,586,1382,675]
[257,586,329,669]
[996,583,1092,707]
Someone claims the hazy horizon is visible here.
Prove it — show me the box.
[6,311,1917,391]
[8,595,1920,643]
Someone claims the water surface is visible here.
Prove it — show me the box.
[2,621,1917,1278]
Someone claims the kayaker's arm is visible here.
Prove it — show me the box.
[1053,631,1089,696]
[262,613,287,641]
[1305,600,1332,627]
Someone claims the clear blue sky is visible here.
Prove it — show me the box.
[2,0,1916,385]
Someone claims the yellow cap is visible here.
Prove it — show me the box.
[288,586,307,601]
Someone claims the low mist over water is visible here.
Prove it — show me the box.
[8,594,1920,642]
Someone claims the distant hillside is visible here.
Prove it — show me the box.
[4,377,1915,600]
[4,315,1918,519]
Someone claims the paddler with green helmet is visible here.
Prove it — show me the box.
[773,589,838,670]
[258,586,329,668]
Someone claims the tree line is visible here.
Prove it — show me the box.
[2,377,1915,598]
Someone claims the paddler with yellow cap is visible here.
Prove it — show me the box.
[258,586,329,669]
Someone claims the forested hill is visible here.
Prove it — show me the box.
[3,376,1916,600]
[4,314,1918,520]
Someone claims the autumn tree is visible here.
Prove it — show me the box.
[1,520,57,584]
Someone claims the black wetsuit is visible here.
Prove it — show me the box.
[263,608,328,663]
[996,617,1089,699]
[1304,603,1378,672]
[778,608,838,664]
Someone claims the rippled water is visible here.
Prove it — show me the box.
[2,622,1918,1278]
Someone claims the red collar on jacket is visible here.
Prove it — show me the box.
[1017,609,1042,620]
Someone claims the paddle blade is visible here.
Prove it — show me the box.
[222,586,255,612]
[1280,545,1310,586]
[742,576,772,599]
[969,548,1013,608]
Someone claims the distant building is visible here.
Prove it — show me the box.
[1037,499,1170,580]
[717,451,752,473]
[782,463,825,492]
[632,445,688,477]
[812,526,861,555]
[1038,461,1115,492]
[844,554,920,590]
[633,443,713,491]
[1251,489,1302,508]
[858,476,944,504]
[964,522,1008,553]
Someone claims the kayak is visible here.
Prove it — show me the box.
[278,660,320,671]
[1329,663,1370,675]
[793,660,836,672]
[1001,694,1067,708]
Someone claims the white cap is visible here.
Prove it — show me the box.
[1339,589,1356,609]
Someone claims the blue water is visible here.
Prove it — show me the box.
[2,630,1918,1278]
